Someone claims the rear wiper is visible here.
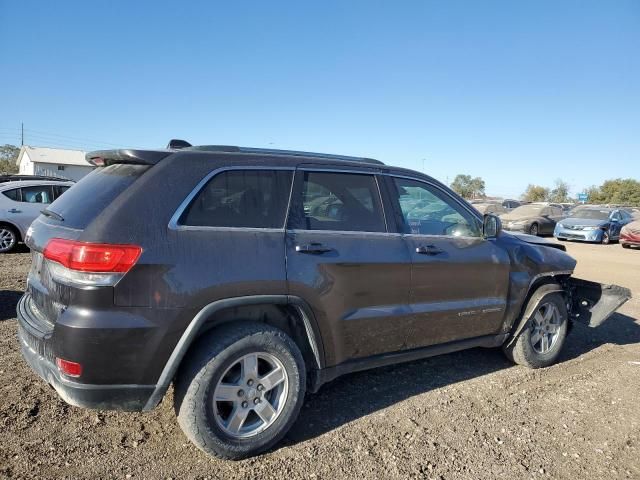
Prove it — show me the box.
[41,208,64,221]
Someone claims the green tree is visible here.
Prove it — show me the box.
[598,178,640,206]
[548,179,570,203]
[450,174,486,199]
[0,144,20,174]
[585,185,601,203]
[522,184,549,202]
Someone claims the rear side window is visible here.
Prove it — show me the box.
[180,170,293,228]
[47,164,150,229]
[289,171,386,232]
[2,188,20,201]
[21,185,53,204]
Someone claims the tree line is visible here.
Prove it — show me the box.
[450,173,640,206]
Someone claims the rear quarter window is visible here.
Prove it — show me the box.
[47,164,150,229]
[2,188,20,201]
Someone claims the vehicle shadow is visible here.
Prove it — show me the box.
[0,290,22,321]
[283,311,640,447]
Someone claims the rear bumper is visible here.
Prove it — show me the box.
[17,294,154,411]
[554,226,603,242]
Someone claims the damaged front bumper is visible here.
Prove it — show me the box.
[567,278,632,327]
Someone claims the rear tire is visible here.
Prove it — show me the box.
[622,243,631,249]
[528,223,539,236]
[174,322,306,460]
[0,225,18,253]
[503,291,568,368]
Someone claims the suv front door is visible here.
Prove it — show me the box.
[285,168,411,366]
[386,176,511,348]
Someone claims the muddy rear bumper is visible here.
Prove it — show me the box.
[17,294,154,411]
[567,278,632,327]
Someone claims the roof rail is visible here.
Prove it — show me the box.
[185,145,384,165]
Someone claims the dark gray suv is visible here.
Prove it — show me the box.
[17,144,630,459]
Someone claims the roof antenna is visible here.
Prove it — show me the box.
[167,139,192,150]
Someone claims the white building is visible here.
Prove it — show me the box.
[16,146,94,181]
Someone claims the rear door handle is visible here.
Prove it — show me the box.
[295,243,333,254]
[416,245,444,255]
[8,208,21,213]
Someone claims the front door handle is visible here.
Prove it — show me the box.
[8,208,21,213]
[295,243,333,254]
[416,244,444,255]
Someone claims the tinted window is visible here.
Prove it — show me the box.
[53,185,70,199]
[289,172,386,232]
[21,185,53,204]
[2,188,19,201]
[393,178,481,237]
[47,164,150,229]
[181,170,293,228]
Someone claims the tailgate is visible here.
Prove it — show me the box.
[568,278,632,327]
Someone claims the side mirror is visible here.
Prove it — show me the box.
[483,214,502,239]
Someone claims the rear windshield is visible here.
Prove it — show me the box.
[46,164,149,229]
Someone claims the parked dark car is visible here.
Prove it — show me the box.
[554,207,633,244]
[501,199,521,210]
[17,144,630,459]
[501,204,565,236]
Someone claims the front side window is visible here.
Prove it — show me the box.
[180,170,293,228]
[289,171,386,232]
[20,185,53,204]
[392,178,481,237]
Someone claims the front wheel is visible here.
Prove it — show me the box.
[503,291,568,368]
[174,322,306,459]
[528,223,539,236]
[601,231,610,244]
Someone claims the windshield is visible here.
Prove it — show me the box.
[573,209,611,221]
[509,205,544,216]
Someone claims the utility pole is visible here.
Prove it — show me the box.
[21,122,24,146]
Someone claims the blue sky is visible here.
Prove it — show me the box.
[1,1,638,198]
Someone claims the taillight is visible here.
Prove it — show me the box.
[43,239,141,286]
[56,357,83,377]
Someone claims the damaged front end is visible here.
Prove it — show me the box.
[565,278,632,327]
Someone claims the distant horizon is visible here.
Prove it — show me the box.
[1,1,638,198]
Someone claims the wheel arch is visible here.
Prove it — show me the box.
[0,220,23,241]
[143,295,324,411]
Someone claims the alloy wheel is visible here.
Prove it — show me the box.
[529,302,562,354]
[0,228,16,252]
[529,224,539,236]
[212,352,289,438]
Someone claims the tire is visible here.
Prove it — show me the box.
[622,243,631,249]
[174,322,306,460]
[601,231,610,245]
[503,290,568,368]
[0,225,18,253]
[528,223,539,236]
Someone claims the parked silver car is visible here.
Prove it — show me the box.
[0,180,74,252]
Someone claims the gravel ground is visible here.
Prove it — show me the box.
[1,241,639,479]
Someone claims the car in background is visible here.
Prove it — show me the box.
[502,199,521,210]
[501,204,565,236]
[620,220,640,249]
[472,201,508,216]
[554,207,633,244]
[0,174,72,183]
[0,180,74,253]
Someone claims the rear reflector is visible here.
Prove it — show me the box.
[56,357,82,377]
[44,239,142,273]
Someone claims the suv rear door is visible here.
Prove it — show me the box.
[285,167,411,366]
[385,175,511,347]
[4,184,55,236]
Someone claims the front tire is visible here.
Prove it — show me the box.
[503,291,568,368]
[601,231,610,244]
[174,322,306,459]
[528,223,539,236]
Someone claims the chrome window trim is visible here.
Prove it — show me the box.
[168,166,296,231]
[286,229,402,237]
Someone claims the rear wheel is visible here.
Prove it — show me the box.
[0,225,18,253]
[503,291,568,368]
[174,322,306,460]
[528,223,539,236]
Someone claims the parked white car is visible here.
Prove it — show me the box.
[0,180,74,253]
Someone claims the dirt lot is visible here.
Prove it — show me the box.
[1,241,639,479]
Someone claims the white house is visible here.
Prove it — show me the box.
[16,146,94,181]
